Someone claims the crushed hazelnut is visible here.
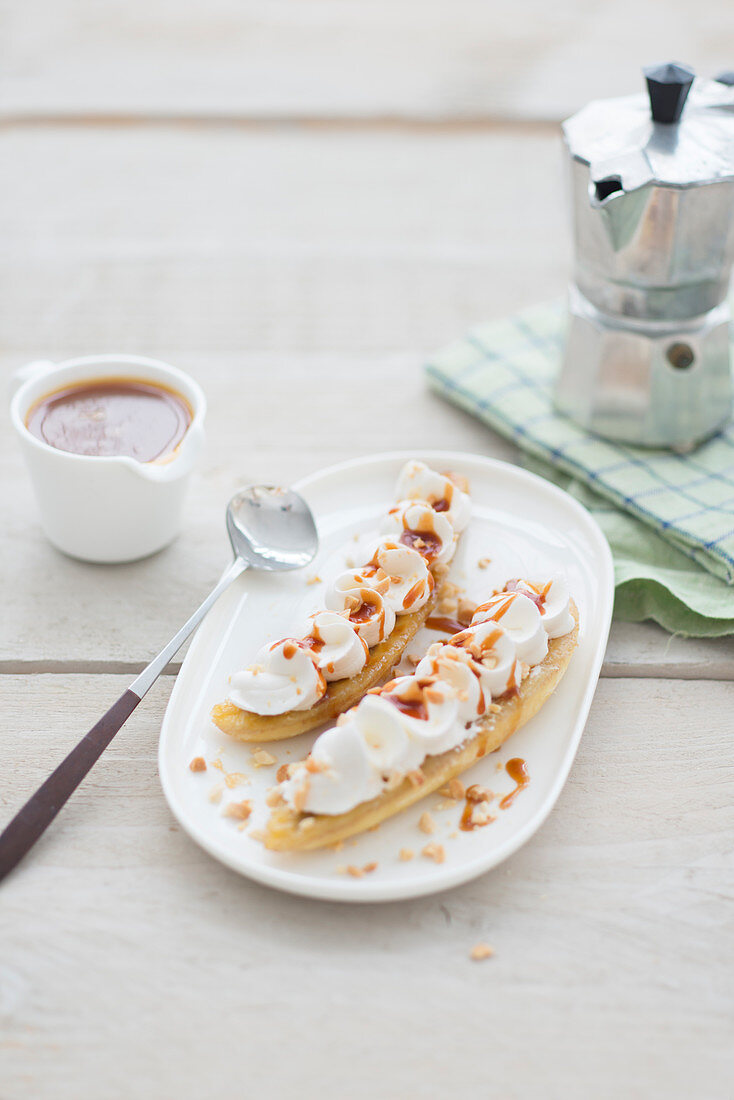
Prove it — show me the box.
[466,784,493,803]
[208,783,224,804]
[421,843,445,864]
[448,778,466,800]
[363,861,378,874]
[418,811,436,835]
[276,763,292,783]
[478,557,492,569]
[407,768,425,788]
[211,758,224,771]
[224,771,247,789]
[406,653,421,668]
[223,799,252,821]
[433,562,449,583]
[346,865,363,878]
[251,749,277,768]
[470,942,495,961]
[265,787,285,807]
[457,598,476,624]
[438,597,459,615]
[470,801,496,827]
[293,784,310,813]
[306,574,322,585]
[248,829,266,843]
[189,756,206,773]
[399,848,414,861]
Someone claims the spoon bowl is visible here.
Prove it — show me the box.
[227,486,319,571]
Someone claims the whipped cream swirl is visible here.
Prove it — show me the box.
[395,460,471,533]
[471,591,548,666]
[301,611,369,681]
[325,577,396,647]
[229,639,326,716]
[382,501,456,566]
[503,576,575,638]
[281,578,574,815]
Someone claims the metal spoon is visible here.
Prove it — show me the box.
[0,486,319,882]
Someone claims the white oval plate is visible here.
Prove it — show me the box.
[158,451,613,902]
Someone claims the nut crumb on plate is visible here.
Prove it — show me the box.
[223,799,252,821]
[470,801,496,827]
[399,848,414,861]
[466,784,494,803]
[224,771,248,789]
[470,943,495,961]
[418,811,435,835]
[457,597,476,623]
[439,778,465,800]
[422,843,445,864]
[251,748,277,768]
[306,574,322,585]
[208,783,224,804]
[189,756,206,773]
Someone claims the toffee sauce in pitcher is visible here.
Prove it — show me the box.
[26,378,192,462]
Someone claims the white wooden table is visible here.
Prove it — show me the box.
[2,7,733,1097]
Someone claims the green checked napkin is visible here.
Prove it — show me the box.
[426,302,734,636]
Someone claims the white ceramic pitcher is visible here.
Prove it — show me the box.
[10,354,206,563]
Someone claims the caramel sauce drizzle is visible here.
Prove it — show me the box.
[400,528,442,560]
[349,594,379,622]
[459,800,477,831]
[382,686,429,721]
[504,579,553,614]
[426,615,466,636]
[499,758,529,809]
[402,578,427,609]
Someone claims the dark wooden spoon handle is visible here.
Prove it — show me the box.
[0,688,141,883]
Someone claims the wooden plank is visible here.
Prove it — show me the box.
[0,127,569,357]
[0,0,732,122]
[1,673,731,1098]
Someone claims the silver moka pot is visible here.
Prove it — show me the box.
[555,64,734,450]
